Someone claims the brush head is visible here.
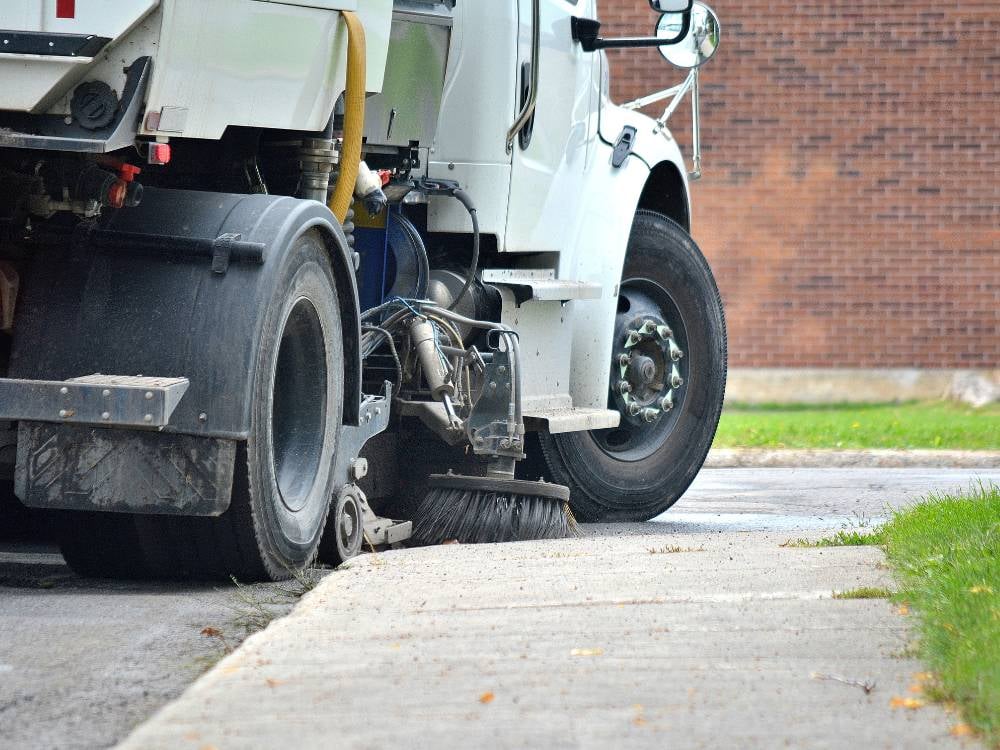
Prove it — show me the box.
[412,473,576,545]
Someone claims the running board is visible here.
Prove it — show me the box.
[524,407,621,434]
[0,374,189,429]
[481,269,602,304]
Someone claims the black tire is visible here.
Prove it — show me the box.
[128,230,345,581]
[55,511,151,578]
[538,211,727,522]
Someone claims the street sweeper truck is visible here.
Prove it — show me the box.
[0,0,726,580]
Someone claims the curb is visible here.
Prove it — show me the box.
[705,448,1000,469]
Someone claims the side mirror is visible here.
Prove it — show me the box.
[657,1,721,69]
[649,0,693,10]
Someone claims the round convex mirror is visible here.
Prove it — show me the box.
[656,2,721,69]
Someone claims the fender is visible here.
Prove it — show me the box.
[601,98,692,228]
[561,98,692,411]
[9,188,362,440]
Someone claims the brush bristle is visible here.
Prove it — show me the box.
[412,487,577,545]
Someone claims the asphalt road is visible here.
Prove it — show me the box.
[1,468,996,749]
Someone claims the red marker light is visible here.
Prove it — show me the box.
[148,143,171,165]
[56,0,75,19]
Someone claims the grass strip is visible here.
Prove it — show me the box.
[882,483,999,745]
[715,400,1000,450]
[782,529,886,548]
[832,586,893,600]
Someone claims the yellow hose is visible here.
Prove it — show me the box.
[329,10,366,225]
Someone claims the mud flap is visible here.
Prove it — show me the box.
[15,422,236,516]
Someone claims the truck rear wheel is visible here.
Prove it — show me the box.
[91,230,344,581]
[56,511,150,578]
[539,211,727,522]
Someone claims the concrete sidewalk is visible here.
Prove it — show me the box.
[118,469,1000,749]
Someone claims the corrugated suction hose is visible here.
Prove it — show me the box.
[329,10,366,225]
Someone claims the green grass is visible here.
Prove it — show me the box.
[881,483,1000,745]
[832,586,893,600]
[714,400,1000,450]
[781,528,886,548]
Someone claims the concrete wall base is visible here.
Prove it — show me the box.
[725,368,1000,407]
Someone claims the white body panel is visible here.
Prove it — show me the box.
[427,0,519,238]
[504,0,598,254]
[0,0,159,112]
[141,0,391,139]
[0,0,392,139]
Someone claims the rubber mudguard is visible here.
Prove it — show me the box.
[9,188,362,438]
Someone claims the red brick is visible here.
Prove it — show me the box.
[599,1,999,367]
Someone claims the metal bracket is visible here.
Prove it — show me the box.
[466,349,522,460]
[0,374,189,428]
[360,492,412,546]
[79,226,267,273]
[333,384,413,546]
[332,382,393,491]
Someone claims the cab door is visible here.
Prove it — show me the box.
[504,0,598,254]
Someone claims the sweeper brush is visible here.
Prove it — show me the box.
[412,473,576,545]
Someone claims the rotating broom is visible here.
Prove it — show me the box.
[396,305,575,545]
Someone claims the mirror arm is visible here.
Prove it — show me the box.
[622,82,686,111]
[646,69,703,180]
[689,68,702,180]
[571,15,691,53]
[652,69,696,130]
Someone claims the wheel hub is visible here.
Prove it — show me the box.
[592,279,690,461]
[614,314,684,425]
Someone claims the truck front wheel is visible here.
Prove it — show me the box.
[539,211,727,522]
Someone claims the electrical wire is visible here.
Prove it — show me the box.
[361,324,403,386]
[359,297,519,424]
[448,188,480,311]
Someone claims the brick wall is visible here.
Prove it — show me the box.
[600,0,999,368]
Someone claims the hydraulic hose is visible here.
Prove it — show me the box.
[329,10,366,225]
[448,188,480,311]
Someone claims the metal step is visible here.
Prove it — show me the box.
[0,374,189,429]
[524,407,621,434]
[481,269,602,303]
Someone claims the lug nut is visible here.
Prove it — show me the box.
[624,330,642,348]
[670,364,684,389]
[668,339,684,361]
[627,401,642,417]
[618,380,632,395]
[661,391,675,411]
[657,325,673,340]
[639,320,657,335]
[618,353,631,368]
[641,408,660,423]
